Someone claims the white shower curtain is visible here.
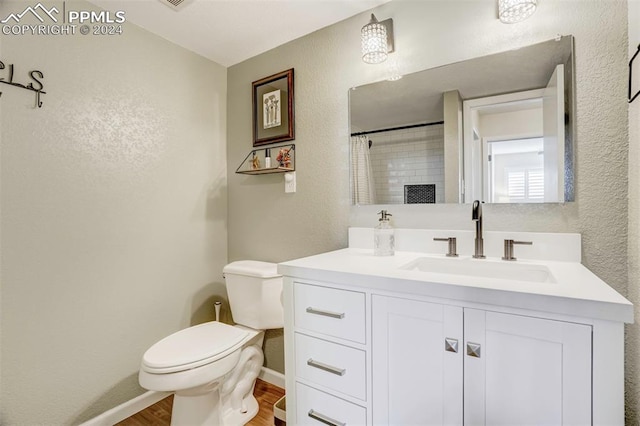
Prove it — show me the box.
[351,135,376,204]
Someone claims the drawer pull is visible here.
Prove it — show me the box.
[306,307,345,319]
[307,358,346,376]
[308,409,346,426]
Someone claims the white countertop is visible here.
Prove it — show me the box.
[278,248,634,324]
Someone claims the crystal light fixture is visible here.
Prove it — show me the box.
[499,0,538,23]
[361,14,392,64]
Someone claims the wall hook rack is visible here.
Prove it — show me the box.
[0,80,46,108]
[630,44,640,104]
[0,62,46,108]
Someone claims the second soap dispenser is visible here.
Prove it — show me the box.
[374,210,395,256]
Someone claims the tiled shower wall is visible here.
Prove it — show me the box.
[369,124,445,204]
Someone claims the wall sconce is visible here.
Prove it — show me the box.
[361,14,394,64]
[499,0,537,23]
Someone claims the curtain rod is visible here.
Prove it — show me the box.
[350,121,444,137]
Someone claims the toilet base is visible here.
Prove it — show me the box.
[170,381,260,426]
[172,384,223,426]
[168,339,265,426]
[222,394,259,426]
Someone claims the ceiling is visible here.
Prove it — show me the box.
[87,0,391,67]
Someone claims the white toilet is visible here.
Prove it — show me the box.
[138,261,284,426]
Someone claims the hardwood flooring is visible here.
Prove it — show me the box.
[116,379,285,426]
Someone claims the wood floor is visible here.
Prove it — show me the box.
[117,379,285,426]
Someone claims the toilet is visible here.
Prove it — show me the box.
[138,261,284,426]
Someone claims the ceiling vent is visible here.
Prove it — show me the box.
[158,0,193,11]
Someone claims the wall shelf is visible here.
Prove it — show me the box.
[237,166,294,175]
[236,143,295,175]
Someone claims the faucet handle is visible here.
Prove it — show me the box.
[434,237,458,257]
[502,239,533,261]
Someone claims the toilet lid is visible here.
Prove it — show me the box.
[223,260,280,278]
[142,322,249,373]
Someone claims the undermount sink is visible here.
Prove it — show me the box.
[400,256,556,283]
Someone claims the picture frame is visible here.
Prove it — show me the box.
[252,69,295,146]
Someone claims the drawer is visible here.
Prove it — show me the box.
[296,382,367,426]
[295,333,366,401]
[294,283,366,344]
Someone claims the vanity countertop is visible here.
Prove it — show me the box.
[278,248,633,324]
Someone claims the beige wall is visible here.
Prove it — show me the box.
[627,0,639,423]
[0,1,227,424]
[227,0,632,414]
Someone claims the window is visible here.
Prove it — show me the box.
[487,138,544,203]
[507,168,544,202]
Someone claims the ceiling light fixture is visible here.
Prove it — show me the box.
[361,14,394,64]
[498,0,538,23]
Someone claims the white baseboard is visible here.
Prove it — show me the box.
[80,390,172,426]
[80,367,284,426]
[259,366,286,390]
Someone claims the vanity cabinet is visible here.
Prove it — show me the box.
[285,280,610,426]
[281,242,630,426]
[373,295,591,425]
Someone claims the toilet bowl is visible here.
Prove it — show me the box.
[138,261,283,426]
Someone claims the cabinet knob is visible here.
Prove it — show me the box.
[467,342,481,358]
[445,338,459,353]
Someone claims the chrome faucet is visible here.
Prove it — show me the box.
[472,200,485,259]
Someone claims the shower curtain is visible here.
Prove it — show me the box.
[351,135,376,204]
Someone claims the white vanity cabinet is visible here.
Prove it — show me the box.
[373,295,591,426]
[280,241,632,426]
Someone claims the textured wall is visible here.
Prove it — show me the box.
[627,0,639,423]
[227,0,631,407]
[0,1,227,423]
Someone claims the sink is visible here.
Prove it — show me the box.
[400,256,555,283]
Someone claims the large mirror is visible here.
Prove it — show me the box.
[349,36,574,205]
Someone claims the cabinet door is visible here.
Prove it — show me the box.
[372,295,463,425]
[464,309,592,426]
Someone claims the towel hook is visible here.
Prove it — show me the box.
[630,43,640,104]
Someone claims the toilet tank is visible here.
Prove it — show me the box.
[223,261,283,330]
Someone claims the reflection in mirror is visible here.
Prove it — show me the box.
[349,36,574,205]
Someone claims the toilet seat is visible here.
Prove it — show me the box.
[142,322,249,374]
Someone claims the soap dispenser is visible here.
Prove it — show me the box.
[374,210,395,256]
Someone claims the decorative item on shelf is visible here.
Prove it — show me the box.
[277,147,292,168]
[236,143,295,175]
[264,149,271,168]
[252,69,295,146]
[250,152,261,170]
[361,14,394,64]
[630,44,640,104]
[498,0,537,23]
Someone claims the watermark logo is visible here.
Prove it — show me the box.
[1,2,126,36]
[1,3,59,24]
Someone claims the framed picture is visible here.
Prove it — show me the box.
[252,68,294,146]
